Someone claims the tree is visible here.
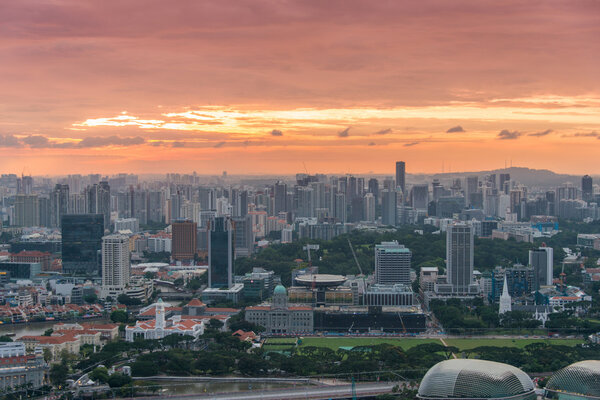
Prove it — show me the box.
[49,361,68,387]
[118,294,142,306]
[0,335,13,342]
[107,373,132,388]
[206,318,224,332]
[173,278,184,287]
[110,310,128,323]
[89,367,110,384]
[43,328,53,336]
[43,348,53,363]
[144,271,157,280]
[84,293,98,304]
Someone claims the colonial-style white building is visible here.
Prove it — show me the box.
[125,298,205,341]
[245,285,313,335]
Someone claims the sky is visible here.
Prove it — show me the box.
[1,0,599,176]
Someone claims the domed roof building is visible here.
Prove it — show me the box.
[545,360,600,399]
[417,359,536,400]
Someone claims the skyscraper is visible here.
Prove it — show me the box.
[465,175,479,208]
[446,224,474,293]
[274,181,287,215]
[411,184,429,210]
[87,181,111,231]
[529,246,553,289]
[14,194,39,227]
[101,234,130,299]
[61,214,104,276]
[499,173,510,195]
[171,219,197,262]
[364,193,376,222]
[381,189,397,226]
[582,175,593,202]
[395,161,406,197]
[232,215,254,257]
[50,184,69,228]
[209,216,234,288]
[375,241,412,285]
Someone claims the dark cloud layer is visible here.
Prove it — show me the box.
[337,127,351,137]
[373,128,392,135]
[497,129,522,140]
[446,125,465,133]
[270,129,283,136]
[528,129,552,137]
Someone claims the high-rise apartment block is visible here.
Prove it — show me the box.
[101,234,130,299]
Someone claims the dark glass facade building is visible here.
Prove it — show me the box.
[208,216,234,288]
[61,214,104,276]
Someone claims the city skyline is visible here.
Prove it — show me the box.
[1,1,599,175]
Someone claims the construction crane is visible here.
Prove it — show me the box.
[302,244,320,267]
[347,238,364,276]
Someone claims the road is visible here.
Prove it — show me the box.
[118,382,397,400]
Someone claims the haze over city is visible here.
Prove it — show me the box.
[1,1,600,175]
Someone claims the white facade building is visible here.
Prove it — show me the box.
[375,241,412,285]
[101,234,130,299]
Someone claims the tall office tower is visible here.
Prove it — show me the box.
[545,191,556,216]
[61,214,104,275]
[364,193,376,222]
[14,194,39,227]
[350,196,364,222]
[465,175,479,208]
[382,177,395,191]
[50,184,69,228]
[486,174,497,191]
[169,191,184,222]
[381,189,397,226]
[233,190,248,217]
[499,173,510,194]
[334,192,347,223]
[368,178,379,202]
[21,176,33,195]
[147,191,164,223]
[375,241,412,285]
[582,175,593,202]
[310,181,326,211]
[273,181,288,215]
[357,178,365,197]
[232,215,254,257]
[395,161,406,197]
[295,186,314,218]
[411,184,429,210]
[38,196,51,227]
[529,246,553,289]
[208,216,234,288]
[171,219,197,262]
[347,176,358,202]
[87,181,110,231]
[446,224,474,293]
[101,234,130,299]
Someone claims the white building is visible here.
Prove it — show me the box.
[125,298,205,341]
[364,193,376,222]
[114,218,139,233]
[499,275,512,314]
[446,224,476,294]
[101,234,130,299]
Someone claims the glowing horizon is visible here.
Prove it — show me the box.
[1,1,599,175]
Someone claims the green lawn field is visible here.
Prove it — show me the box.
[443,338,584,350]
[265,336,584,351]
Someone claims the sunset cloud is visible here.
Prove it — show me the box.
[337,127,351,138]
[528,129,553,137]
[446,126,465,133]
[497,130,522,140]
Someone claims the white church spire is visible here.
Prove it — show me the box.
[499,275,512,314]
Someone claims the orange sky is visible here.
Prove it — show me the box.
[1,1,599,176]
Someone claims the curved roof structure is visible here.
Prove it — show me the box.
[417,359,535,400]
[546,360,600,399]
[273,284,287,295]
[294,274,346,287]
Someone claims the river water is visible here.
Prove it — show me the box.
[139,381,305,395]
[0,319,111,339]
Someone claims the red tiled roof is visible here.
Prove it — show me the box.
[187,298,204,307]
